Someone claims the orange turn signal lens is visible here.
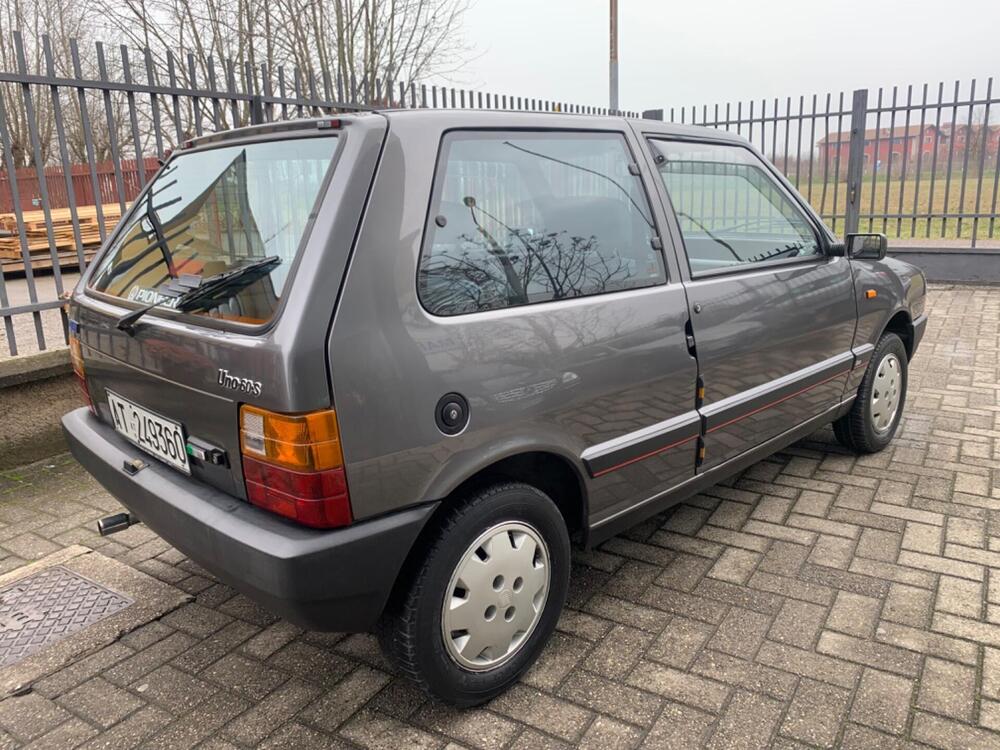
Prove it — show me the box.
[239,405,343,471]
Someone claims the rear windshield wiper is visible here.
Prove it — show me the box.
[116,255,281,334]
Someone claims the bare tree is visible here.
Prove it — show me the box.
[93,0,471,116]
[0,0,136,170]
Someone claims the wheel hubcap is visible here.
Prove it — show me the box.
[870,353,902,434]
[441,521,550,671]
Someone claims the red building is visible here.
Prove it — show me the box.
[817,123,1000,171]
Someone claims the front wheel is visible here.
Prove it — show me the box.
[377,482,570,706]
[834,332,908,453]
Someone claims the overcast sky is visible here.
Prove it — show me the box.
[446,0,999,113]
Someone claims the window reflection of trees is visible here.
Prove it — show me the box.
[420,136,663,316]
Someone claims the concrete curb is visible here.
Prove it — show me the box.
[890,248,1000,284]
[0,349,71,389]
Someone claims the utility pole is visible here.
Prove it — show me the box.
[609,0,619,113]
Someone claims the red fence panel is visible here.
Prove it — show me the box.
[0,157,159,213]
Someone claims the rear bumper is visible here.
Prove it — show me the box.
[62,408,437,631]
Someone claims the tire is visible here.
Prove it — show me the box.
[377,482,571,706]
[834,332,908,453]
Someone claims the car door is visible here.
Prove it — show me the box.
[645,137,856,470]
[332,121,700,527]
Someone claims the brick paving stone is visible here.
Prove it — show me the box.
[55,677,145,729]
[850,668,914,734]
[817,630,922,677]
[882,582,933,627]
[523,631,592,689]
[760,540,809,576]
[558,670,661,728]
[917,658,977,721]
[491,685,593,743]
[223,678,322,746]
[807,534,855,569]
[779,678,851,748]
[3,286,1000,748]
[641,701,715,749]
[626,660,730,713]
[417,703,521,750]
[24,718,99,748]
[258,722,351,749]
[705,689,783,750]
[0,694,72,742]
[980,701,1000,732]
[825,591,881,637]
[875,620,979,665]
[767,599,826,649]
[578,715,643,750]
[708,607,770,658]
[911,712,1000,750]
[339,708,444,750]
[691,651,797,701]
[936,576,984,618]
[646,615,714,668]
[132,665,217,714]
[584,624,653,679]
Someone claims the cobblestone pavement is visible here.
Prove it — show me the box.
[0,284,999,749]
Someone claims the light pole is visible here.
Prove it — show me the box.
[609,0,619,113]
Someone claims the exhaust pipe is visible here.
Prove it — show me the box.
[97,512,140,536]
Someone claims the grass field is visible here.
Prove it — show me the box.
[789,172,1000,242]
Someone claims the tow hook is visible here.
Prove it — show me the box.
[97,513,141,536]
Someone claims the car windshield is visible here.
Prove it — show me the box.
[88,135,338,325]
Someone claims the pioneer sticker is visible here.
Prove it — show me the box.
[127,287,182,308]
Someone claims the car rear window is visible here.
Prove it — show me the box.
[418,131,664,316]
[88,136,338,325]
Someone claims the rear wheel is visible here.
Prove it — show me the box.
[834,332,908,453]
[377,482,570,706]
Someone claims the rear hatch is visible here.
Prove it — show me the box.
[71,115,387,498]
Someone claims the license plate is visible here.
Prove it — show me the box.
[107,391,190,474]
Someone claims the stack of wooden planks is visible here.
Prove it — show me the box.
[0,204,124,259]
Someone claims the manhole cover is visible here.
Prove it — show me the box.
[0,566,132,667]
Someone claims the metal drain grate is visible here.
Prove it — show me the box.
[0,566,132,667]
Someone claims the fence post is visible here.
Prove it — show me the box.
[250,95,265,124]
[844,88,868,235]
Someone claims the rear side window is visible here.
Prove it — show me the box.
[88,136,338,325]
[418,131,664,316]
[649,140,820,275]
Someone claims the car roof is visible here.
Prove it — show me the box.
[183,109,749,149]
[380,108,747,142]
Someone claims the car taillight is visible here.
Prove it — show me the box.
[68,323,96,415]
[239,405,352,528]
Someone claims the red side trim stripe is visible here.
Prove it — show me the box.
[591,433,699,478]
[706,369,851,435]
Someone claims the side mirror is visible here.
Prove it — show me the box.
[846,233,888,260]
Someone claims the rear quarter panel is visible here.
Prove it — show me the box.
[329,113,699,523]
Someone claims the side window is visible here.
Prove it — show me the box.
[649,140,821,275]
[418,132,665,316]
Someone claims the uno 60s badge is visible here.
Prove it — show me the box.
[218,368,263,396]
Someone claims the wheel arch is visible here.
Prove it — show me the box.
[380,449,589,623]
[881,308,914,359]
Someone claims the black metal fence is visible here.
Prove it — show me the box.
[0,31,638,358]
[2,26,998,359]
[663,78,1000,246]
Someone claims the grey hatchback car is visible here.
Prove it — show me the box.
[63,110,927,705]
